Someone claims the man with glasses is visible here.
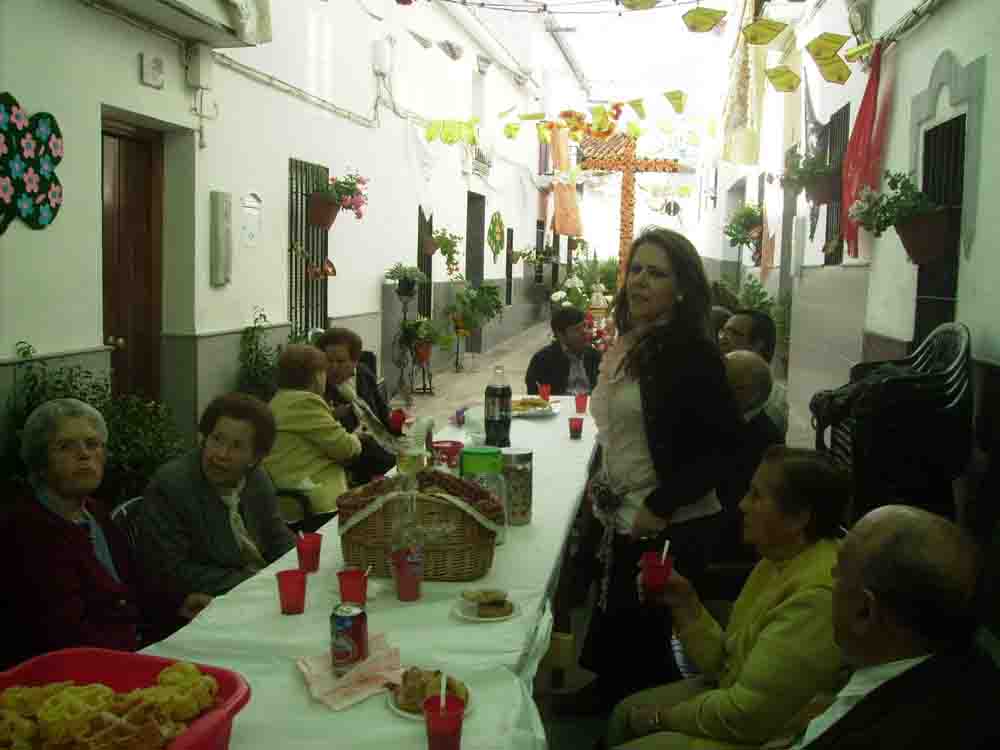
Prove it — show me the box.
[718,308,788,436]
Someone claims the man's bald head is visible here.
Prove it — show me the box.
[725,350,773,414]
[835,505,980,663]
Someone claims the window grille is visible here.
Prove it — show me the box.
[417,208,433,317]
[823,103,850,265]
[288,158,329,333]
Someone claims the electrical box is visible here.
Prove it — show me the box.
[139,53,165,89]
[210,191,233,287]
[187,43,214,90]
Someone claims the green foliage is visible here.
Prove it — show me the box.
[445,283,504,332]
[238,308,279,402]
[574,257,619,296]
[848,171,938,238]
[723,205,763,250]
[780,151,840,193]
[399,317,454,350]
[773,290,792,345]
[2,341,185,505]
[717,274,774,315]
[431,228,464,278]
[384,263,430,285]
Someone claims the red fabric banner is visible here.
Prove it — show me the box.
[842,44,886,258]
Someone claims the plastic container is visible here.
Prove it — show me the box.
[337,567,368,605]
[296,532,322,572]
[0,647,251,750]
[276,569,307,614]
[423,694,466,750]
[640,551,674,595]
[502,448,533,526]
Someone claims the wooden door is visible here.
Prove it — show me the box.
[101,123,163,398]
[465,192,486,353]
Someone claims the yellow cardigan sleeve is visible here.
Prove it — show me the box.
[281,392,361,462]
[668,588,841,744]
[675,603,727,678]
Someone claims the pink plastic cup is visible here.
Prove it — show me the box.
[575,392,589,414]
[296,532,322,572]
[423,694,466,750]
[276,570,307,614]
[568,416,584,440]
[337,567,368,605]
[640,551,674,595]
[538,383,552,402]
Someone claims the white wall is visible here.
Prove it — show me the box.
[0,0,542,356]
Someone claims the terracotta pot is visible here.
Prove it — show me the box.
[894,206,961,265]
[414,341,433,364]
[805,173,840,206]
[308,193,341,229]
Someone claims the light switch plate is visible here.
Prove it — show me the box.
[140,53,165,89]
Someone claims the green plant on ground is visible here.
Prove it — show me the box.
[238,308,280,402]
[399,316,454,350]
[723,205,764,251]
[445,283,504,332]
[780,151,840,194]
[848,171,939,237]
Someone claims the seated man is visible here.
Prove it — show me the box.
[525,307,601,395]
[1,399,211,669]
[718,308,788,436]
[137,393,296,597]
[790,505,1000,749]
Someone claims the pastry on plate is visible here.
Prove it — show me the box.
[461,589,508,606]
[392,668,468,714]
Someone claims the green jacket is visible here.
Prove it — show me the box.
[137,450,295,596]
[263,389,361,521]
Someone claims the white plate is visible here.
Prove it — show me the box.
[386,687,474,720]
[450,599,522,623]
[511,398,561,419]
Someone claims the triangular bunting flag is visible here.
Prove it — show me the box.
[765,65,802,92]
[816,56,852,84]
[497,105,516,118]
[806,33,850,60]
[742,19,787,45]
[626,121,644,139]
[628,99,647,119]
[682,7,726,33]
[425,120,442,142]
[664,91,687,114]
[590,105,611,131]
[519,112,545,121]
[503,122,521,139]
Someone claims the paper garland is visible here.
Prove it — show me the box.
[742,19,787,46]
[806,33,853,84]
[765,65,802,92]
[0,92,64,236]
[487,211,505,261]
[682,7,726,33]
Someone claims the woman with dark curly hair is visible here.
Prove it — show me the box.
[561,227,743,715]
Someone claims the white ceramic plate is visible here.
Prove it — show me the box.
[510,397,561,419]
[386,686,474,720]
[450,599,522,623]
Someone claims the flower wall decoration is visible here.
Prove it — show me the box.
[0,92,64,235]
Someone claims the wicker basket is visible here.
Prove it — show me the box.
[341,493,496,581]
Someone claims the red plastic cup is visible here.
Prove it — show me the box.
[568,416,584,440]
[337,567,368,605]
[276,570,307,614]
[575,392,589,414]
[538,383,552,402]
[296,532,323,573]
[423,694,466,750]
[640,551,674,595]
[391,546,423,602]
[432,440,465,472]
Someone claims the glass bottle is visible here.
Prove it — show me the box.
[484,365,512,448]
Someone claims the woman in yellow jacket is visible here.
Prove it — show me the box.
[264,345,361,522]
[606,447,850,750]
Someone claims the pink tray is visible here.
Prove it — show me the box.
[0,648,251,750]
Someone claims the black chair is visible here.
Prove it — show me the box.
[276,488,338,534]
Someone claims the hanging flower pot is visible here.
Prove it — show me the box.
[422,235,437,256]
[894,206,961,265]
[396,277,417,299]
[308,193,341,229]
[805,172,840,206]
[414,341,433,365]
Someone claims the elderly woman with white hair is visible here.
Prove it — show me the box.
[0,398,211,669]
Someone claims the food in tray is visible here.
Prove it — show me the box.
[511,397,551,412]
[389,668,469,715]
[0,662,218,749]
[461,589,514,619]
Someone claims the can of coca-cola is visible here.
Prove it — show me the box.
[331,603,369,675]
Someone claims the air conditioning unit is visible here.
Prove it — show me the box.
[98,0,270,47]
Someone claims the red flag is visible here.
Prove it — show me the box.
[842,44,886,258]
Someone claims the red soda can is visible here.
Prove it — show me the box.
[331,603,369,675]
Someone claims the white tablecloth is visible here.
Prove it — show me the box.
[145,401,594,750]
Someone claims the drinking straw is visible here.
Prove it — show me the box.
[439,672,447,714]
[364,565,372,577]
[661,539,671,564]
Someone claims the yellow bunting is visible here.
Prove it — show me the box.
[441,120,462,145]
[806,32,850,60]
[569,129,583,143]
[682,7,726,33]
[628,98,647,120]
[677,185,693,198]
[765,65,802,92]
[519,112,545,121]
[503,122,521,139]
[816,56,852,84]
[686,131,701,146]
[497,105,516,118]
[845,41,874,63]
[664,90,687,114]
[590,105,610,131]
[425,120,442,142]
[742,19,787,45]
[537,122,552,144]
[461,119,479,145]
[622,0,657,9]
[626,121,644,139]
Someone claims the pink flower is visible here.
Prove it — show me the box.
[354,209,364,220]
[351,194,364,209]
[49,135,64,158]
[11,106,28,130]
[356,176,368,185]
[0,176,13,204]
[48,184,63,206]
[340,196,351,208]
[23,167,40,194]
[20,133,36,159]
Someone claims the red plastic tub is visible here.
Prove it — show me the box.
[0,648,251,750]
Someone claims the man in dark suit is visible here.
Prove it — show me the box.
[791,505,1000,749]
[525,307,601,395]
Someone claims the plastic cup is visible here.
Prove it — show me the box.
[574,392,589,414]
[276,570,307,614]
[432,440,465,473]
[640,551,674,595]
[568,416,584,440]
[391,546,423,602]
[337,567,368,605]
[296,532,322,572]
[538,383,552,402]
[423,694,466,750]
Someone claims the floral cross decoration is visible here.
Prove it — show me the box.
[0,93,64,236]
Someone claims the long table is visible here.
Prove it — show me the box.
[144,401,595,750]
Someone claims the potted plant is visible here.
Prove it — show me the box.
[550,275,588,312]
[848,171,960,265]
[781,151,841,205]
[723,205,764,252]
[445,283,504,334]
[308,170,369,229]
[399,317,453,365]
[385,263,429,299]
[430,228,463,278]
[238,307,280,401]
